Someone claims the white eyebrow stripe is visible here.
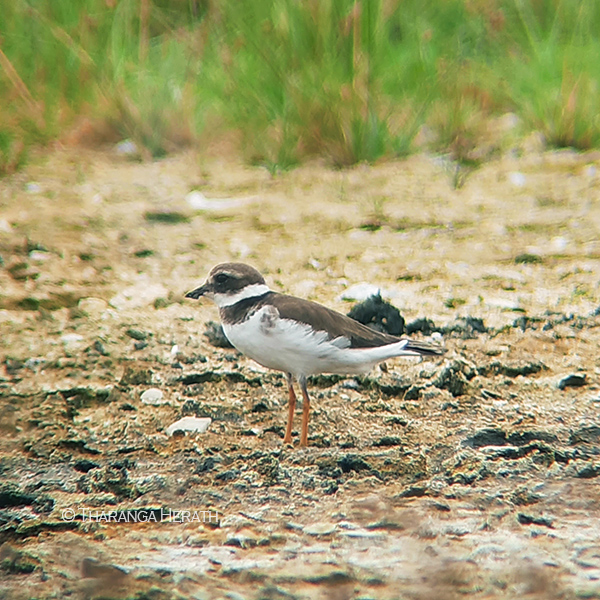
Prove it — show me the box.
[213,283,271,307]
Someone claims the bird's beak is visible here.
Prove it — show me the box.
[185,282,210,299]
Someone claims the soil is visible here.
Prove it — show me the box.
[1,146,600,600]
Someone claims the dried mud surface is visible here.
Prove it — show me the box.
[1,148,600,600]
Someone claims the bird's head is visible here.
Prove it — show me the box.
[185,262,270,308]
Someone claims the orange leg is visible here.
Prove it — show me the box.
[299,376,311,447]
[283,372,296,444]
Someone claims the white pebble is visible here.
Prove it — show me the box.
[28,251,51,262]
[25,182,42,194]
[186,190,258,211]
[508,172,526,187]
[140,388,166,405]
[78,297,108,314]
[115,139,138,156]
[61,333,84,346]
[303,522,337,536]
[552,236,569,252]
[166,417,212,436]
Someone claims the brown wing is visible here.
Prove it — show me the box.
[269,293,403,348]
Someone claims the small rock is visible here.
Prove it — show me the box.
[140,388,166,405]
[25,182,42,194]
[303,522,337,536]
[61,333,84,347]
[517,513,554,528]
[373,436,403,448]
[24,357,45,371]
[28,251,51,262]
[509,172,526,187]
[552,236,569,252]
[341,379,360,390]
[78,297,108,314]
[223,592,247,600]
[186,191,258,211]
[126,328,148,341]
[92,340,109,356]
[115,139,138,156]
[558,374,587,390]
[166,417,211,436]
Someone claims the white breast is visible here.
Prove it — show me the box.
[222,305,414,377]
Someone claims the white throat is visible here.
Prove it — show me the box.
[213,283,271,308]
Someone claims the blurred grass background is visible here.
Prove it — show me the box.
[1,0,599,175]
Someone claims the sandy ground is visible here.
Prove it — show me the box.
[1,146,600,599]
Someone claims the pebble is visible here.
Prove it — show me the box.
[508,172,526,187]
[115,139,138,156]
[558,374,587,390]
[140,388,166,405]
[340,528,385,539]
[303,522,337,536]
[25,182,42,194]
[224,592,247,600]
[165,416,212,436]
[126,328,148,341]
[24,357,45,370]
[61,333,84,346]
[186,190,258,211]
[552,236,569,252]
[78,297,108,314]
[28,251,51,262]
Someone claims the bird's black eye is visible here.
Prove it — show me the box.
[215,273,229,284]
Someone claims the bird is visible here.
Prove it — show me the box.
[185,263,444,446]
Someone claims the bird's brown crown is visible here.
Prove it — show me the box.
[208,262,266,294]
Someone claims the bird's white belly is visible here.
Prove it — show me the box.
[222,306,375,376]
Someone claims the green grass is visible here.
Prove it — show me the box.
[1,0,600,174]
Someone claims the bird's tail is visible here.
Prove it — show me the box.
[395,338,445,357]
